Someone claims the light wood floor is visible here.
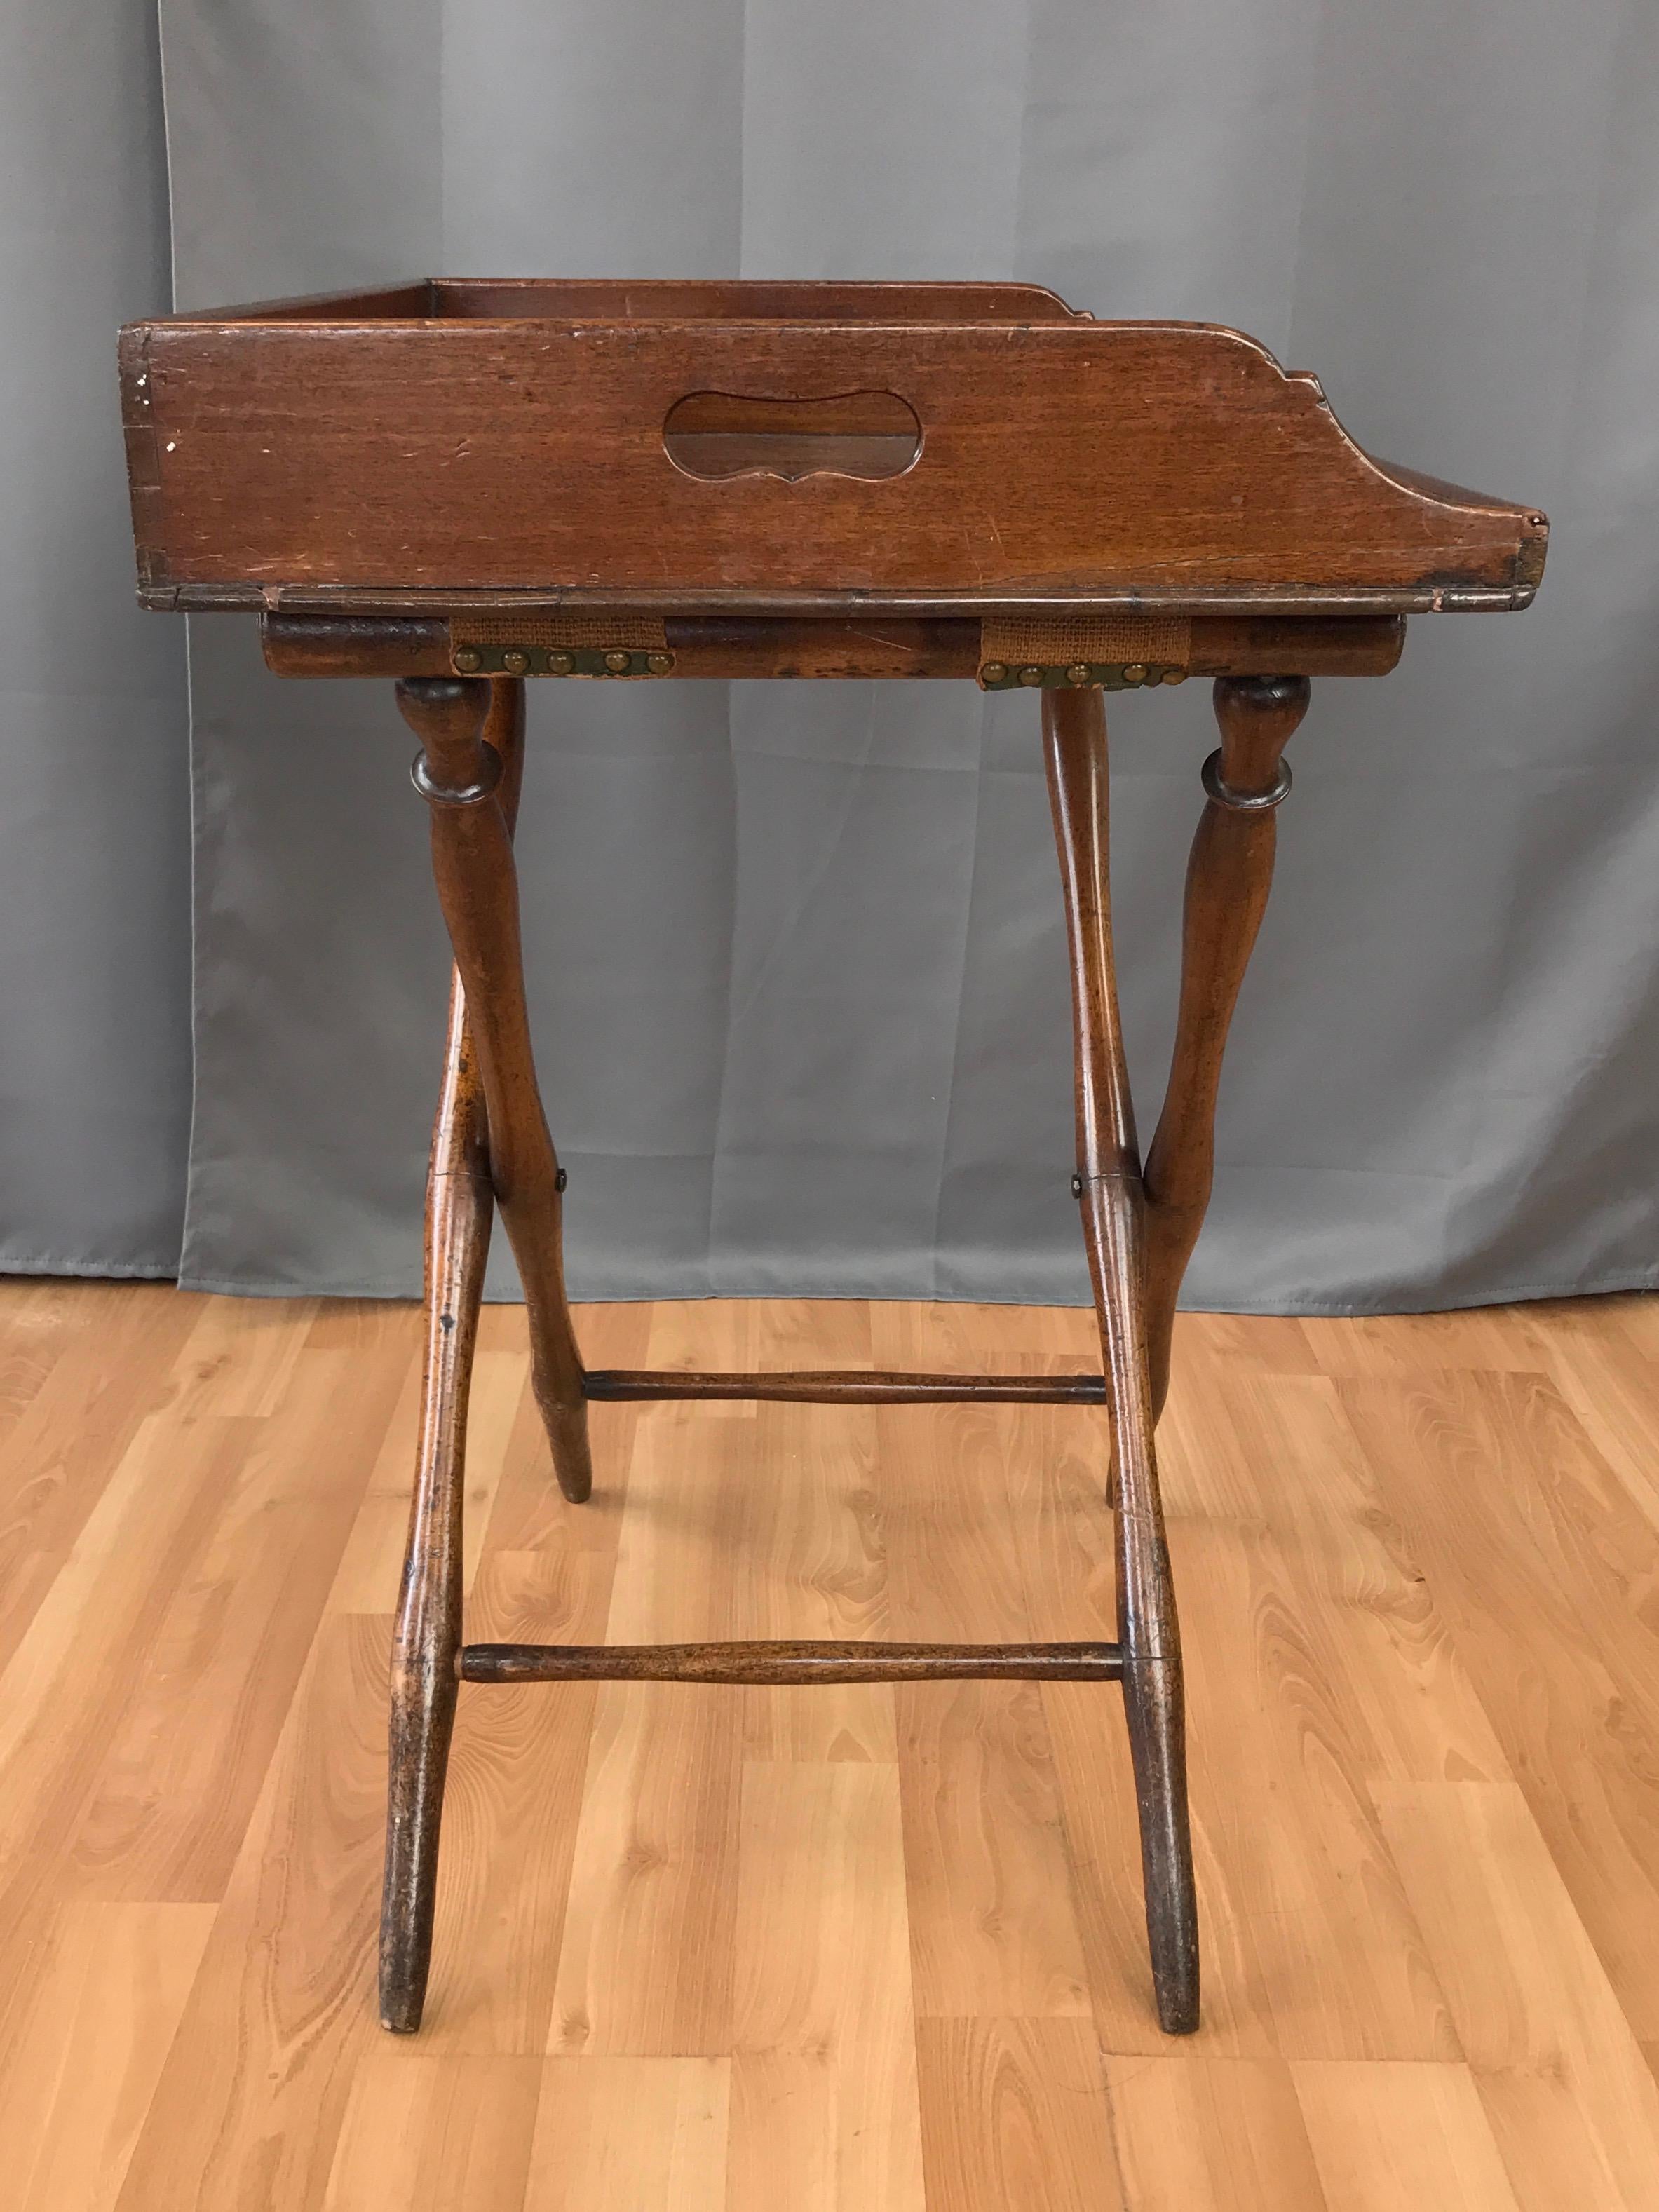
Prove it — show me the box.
[1,1280,1658,2209]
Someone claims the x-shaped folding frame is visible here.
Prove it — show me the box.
[380,651,1311,2038]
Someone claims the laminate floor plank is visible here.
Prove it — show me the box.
[0,1282,1653,2211]
[730,1760,925,2212]
[525,2056,728,2212]
[1372,1779,1659,2212]
[1029,1359,1462,2058]
[0,1901,216,2212]
[1047,1525,1461,2061]
[1519,1293,1659,1533]
[917,2017,1125,2212]
[0,1275,82,1441]
[872,1310,1095,2025]
[547,1361,750,2058]
[1296,1306,1553,1377]
[628,1300,759,1415]
[733,1395,895,1765]
[327,1346,523,1613]
[0,1409,260,1914]
[323,2050,543,2212]
[111,1615,391,2212]
[177,1288,320,1414]
[0,1282,205,1678]
[1292,2058,1525,2212]
[1104,2053,1329,2211]
[1341,1371,1659,2044]
[898,1678,1094,2021]
[62,1343,409,1902]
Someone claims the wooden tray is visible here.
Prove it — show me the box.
[119,278,1547,617]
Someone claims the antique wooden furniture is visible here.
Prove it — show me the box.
[118,278,1548,2042]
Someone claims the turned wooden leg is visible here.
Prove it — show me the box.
[1044,684,1199,2035]
[381,678,532,2032]
[379,958,494,2029]
[398,674,592,1504]
[1143,677,1308,1415]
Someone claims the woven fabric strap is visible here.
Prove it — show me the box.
[452,611,669,649]
[980,611,1191,670]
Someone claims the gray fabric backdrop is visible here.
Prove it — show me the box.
[5,1,1656,1312]
[1,0,190,1277]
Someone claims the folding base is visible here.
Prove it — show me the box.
[377,663,1310,2041]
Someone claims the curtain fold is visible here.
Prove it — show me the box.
[5,4,1653,1313]
[0,0,190,1277]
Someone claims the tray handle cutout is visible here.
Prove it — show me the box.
[663,389,921,483]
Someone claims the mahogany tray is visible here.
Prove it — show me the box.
[120,277,1546,617]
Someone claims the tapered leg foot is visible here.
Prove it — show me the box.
[379,1007,491,2030]
[379,1129,486,2030]
[1083,1176,1200,2037]
[1123,1651,1200,2032]
[1142,674,1308,1416]
[380,1663,459,2033]
[544,1398,593,1505]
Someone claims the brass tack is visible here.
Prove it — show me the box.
[1123,663,1146,684]
[646,652,673,675]
[604,649,632,674]
[452,647,481,673]
[980,660,1008,684]
[546,650,574,675]
[1066,663,1092,686]
[1017,665,1045,687]
[502,649,529,674]
[1161,666,1187,684]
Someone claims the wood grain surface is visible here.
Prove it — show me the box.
[120,292,1546,611]
[259,609,1411,682]
[0,1281,1655,2208]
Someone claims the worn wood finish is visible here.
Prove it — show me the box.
[582,1366,1108,1405]
[378,966,488,2031]
[391,666,1194,2038]
[262,615,460,679]
[1044,684,1199,2034]
[1142,674,1312,1415]
[379,677,524,2034]
[121,299,1546,610]
[397,676,592,1507]
[190,276,1081,325]
[461,1639,1125,1685]
[262,609,1408,683]
[432,276,1083,322]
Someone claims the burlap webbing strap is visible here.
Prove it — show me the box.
[451,611,669,650]
[978,611,1192,689]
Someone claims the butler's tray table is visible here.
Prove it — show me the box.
[118,277,1548,2037]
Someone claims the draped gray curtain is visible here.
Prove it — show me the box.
[0,0,189,1277]
[6,1,1656,1312]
